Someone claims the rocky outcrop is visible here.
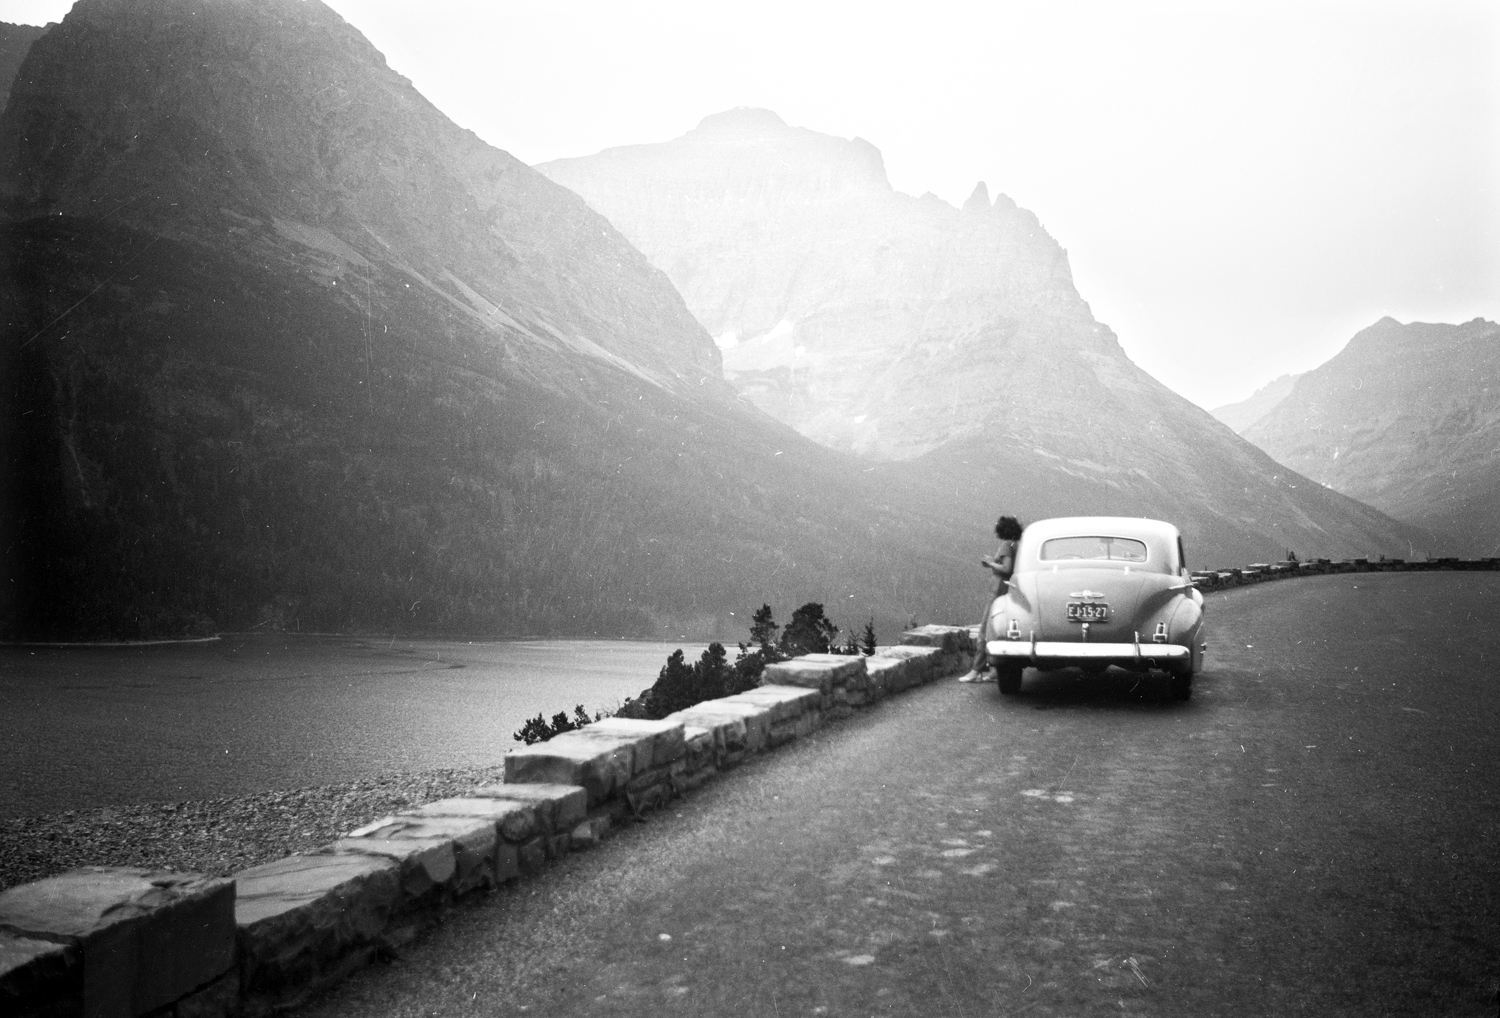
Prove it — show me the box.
[962,181,992,213]
[539,112,1436,564]
[1243,318,1500,554]
[1212,373,1303,433]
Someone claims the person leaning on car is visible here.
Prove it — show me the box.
[958,515,1025,683]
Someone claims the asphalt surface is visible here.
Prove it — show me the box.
[298,572,1500,1018]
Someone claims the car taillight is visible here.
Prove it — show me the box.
[1006,619,1021,640]
[1152,621,1168,644]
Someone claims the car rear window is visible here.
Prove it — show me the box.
[1039,536,1149,563]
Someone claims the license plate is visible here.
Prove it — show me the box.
[1066,602,1109,622]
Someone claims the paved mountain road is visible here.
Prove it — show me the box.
[299,572,1500,1017]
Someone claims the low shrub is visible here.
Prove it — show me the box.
[513,704,610,745]
[616,601,873,719]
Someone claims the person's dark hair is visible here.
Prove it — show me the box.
[995,515,1024,541]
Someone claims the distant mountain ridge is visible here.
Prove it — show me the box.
[539,113,1436,566]
[1243,317,1500,554]
[1212,373,1303,434]
[0,0,983,640]
[541,109,1086,461]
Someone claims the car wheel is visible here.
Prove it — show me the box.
[997,665,1023,695]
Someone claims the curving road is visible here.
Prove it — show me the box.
[299,572,1500,1017]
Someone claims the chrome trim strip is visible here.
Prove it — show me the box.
[988,640,1190,661]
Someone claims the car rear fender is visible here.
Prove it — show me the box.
[1168,594,1203,644]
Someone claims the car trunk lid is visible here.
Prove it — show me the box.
[1030,566,1153,642]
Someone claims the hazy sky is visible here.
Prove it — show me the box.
[11,0,1498,408]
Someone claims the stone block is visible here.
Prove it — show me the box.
[623,762,675,814]
[625,762,670,795]
[494,843,520,884]
[337,813,498,899]
[671,701,770,755]
[1,932,80,1018]
[469,783,588,834]
[877,645,941,684]
[628,782,671,813]
[662,710,745,761]
[569,816,612,850]
[723,684,822,723]
[169,968,238,1018]
[582,718,686,770]
[0,868,234,1018]
[234,853,398,999]
[900,625,971,655]
[761,654,866,694]
[504,732,634,806]
[767,719,793,746]
[328,834,453,903]
[865,655,907,696]
[569,821,598,851]
[680,725,716,774]
[866,654,912,692]
[517,838,547,874]
[935,651,968,678]
[410,797,538,843]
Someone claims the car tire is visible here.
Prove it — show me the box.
[997,665,1023,695]
[1169,671,1192,701]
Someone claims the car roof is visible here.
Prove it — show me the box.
[1019,517,1181,543]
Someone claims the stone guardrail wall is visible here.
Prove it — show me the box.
[1189,554,1500,592]
[1,626,977,1018]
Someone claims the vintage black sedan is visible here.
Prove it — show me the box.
[984,516,1206,699]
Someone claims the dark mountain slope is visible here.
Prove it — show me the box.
[1,0,716,389]
[1244,318,1500,554]
[0,0,970,640]
[0,21,49,114]
[540,112,1437,564]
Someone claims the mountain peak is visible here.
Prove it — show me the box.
[962,181,990,213]
[695,107,787,133]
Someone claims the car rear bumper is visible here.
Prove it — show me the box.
[986,639,1189,664]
